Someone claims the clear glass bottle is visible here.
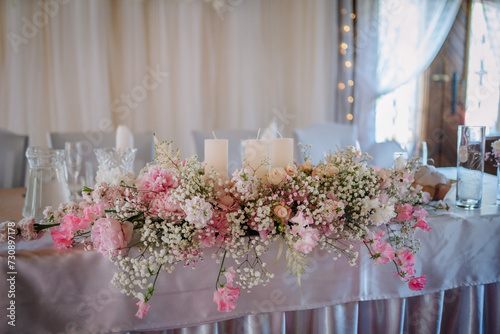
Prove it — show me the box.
[23,147,71,221]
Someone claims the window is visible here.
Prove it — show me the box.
[465,1,500,135]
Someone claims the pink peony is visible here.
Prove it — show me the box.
[135,300,151,319]
[408,275,427,291]
[139,165,178,193]
[293,228,319,254]
[91,218,133,256]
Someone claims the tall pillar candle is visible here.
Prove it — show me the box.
[116,125,134,150]
[271,138,294,168]
[204,139,228,178]
[244,139,269,180]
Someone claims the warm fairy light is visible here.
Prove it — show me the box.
[341,8,347,14]
[350,13,356,19]
[338,82,346,90]
[348,96,354,103]
[340,49,347,55]
[344,25,350,32]
[347,113,354,120]
[345,61,352,67]
[341,43,348,49]
[348,80,354,86]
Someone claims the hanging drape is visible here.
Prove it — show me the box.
[0,0,339,157]
[353,0,462,149]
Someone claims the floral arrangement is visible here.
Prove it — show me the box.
[1,138,432,319]
[487,139,500,166]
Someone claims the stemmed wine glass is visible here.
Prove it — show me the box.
[64,141,83,201]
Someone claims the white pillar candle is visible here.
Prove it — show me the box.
[244,139,269,180]
[116,125,134,150]
[204,139,228,177]
[271,138,294,168]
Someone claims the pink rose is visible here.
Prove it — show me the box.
[301,160,313,172]
[267,167,287,185]
[273,205,289,220]
[91,218,133,256]
[408,275,427,291]
[135,300,151,319]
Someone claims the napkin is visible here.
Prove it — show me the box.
[412,165,452,201]
[116,125,134,150]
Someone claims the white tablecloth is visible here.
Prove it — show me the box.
[1,168,499,333]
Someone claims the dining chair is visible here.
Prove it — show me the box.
[192,129,258,175]
[366,140,406,169]
[47,130,155,180]
[0,129,29,188]
[293,122,359,165]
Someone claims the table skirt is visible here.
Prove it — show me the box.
[130,282,499,334]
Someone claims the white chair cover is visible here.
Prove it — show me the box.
[293,122,359,165]
[366,140,406,169]
[0,129,28,188]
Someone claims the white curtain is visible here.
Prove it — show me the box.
[353,0,462,149]
[0,0,339,157]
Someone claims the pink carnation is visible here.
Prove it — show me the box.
[395,204,413,222]
[135,300,151,319]
[371,241,395,265]
[91,218,133,256]
[51,225,74,249]
[213,285,240,312]
[408,275,427,291]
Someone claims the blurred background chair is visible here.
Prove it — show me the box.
[365,140,406,169]
[0,129,29,188]
[47,130,154,182]
[293,122,359,165]
[193,129,258,174]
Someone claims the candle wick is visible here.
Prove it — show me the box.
[212,131,217,140]
[276,130,283,139]
[256,128,261,140]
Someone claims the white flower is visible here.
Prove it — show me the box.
[493,139,500,152]
[370,204,396,226]
[183,196,214,228]
[267,167,287,185]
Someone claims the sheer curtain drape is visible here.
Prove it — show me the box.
[353,0,462,149]
[0,0,338,157]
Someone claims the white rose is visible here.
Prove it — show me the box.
[267,167,287,185]
[285,163,298,176]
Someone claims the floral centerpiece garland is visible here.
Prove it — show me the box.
[2,138,434,319]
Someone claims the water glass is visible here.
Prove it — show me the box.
[456,126,485,209]
[65,141,83,200]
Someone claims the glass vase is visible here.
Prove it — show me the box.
[94,148,137,184]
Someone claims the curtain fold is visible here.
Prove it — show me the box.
[0,0,338,157]
[353,0,462,149]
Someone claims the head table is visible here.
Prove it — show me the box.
[1,168,499,334]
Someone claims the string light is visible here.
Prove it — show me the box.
[343,25,351,32]
[341,43,348,50]
[338,5,356,122]
[350,13,356,19]
[345,61,352,68]
[341,8,347,14]
[346,113,354,120]
[348,80,354,86]
[348,96,354,103]
[338,83,346,90]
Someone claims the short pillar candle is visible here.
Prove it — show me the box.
[271,138,294,168]
[244,139,269,180]
[204,139,228,177]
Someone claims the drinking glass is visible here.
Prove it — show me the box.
[64,141,83,200]
[456,126,485,209]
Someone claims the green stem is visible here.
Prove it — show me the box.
[215,250,227,290]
